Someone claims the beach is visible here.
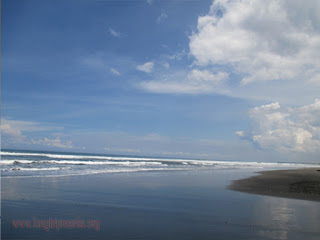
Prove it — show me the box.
[3,0,320,239]
[2,168,320,240]
[229,168,320,202]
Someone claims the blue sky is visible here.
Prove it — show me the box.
[2,0,320,162]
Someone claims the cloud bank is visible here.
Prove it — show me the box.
[140,70,229,94]
[238,99,320,153]
[139,0,320,103]
[189,0,320,84]
[1,119,73,149]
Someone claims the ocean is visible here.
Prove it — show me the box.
[1,149,319,178]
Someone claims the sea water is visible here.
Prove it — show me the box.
[1,149,319,178]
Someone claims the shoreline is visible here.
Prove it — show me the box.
[229,168,320,202]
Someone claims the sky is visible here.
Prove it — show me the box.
[2,0,320,163]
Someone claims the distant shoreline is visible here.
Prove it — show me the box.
[229,168,320,202]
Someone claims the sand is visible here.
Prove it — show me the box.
[229,168,320,202]
[3,169,320,239]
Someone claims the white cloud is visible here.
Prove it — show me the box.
[109,28,121,38]
[309,73,320,84]
[157,12,168,24]
[162,62,170,69]
[161,151,191,157]
[1,119,72,149]
[188,69,226,83]
[140,70,229,94]
[235,131,244,137]
[168,49,186,61]
[32,137,73,149]
[237,99,320,152]
[189,0,320,85]
[2,119,62,133]
[110,67,121,76]
[137,61,154,73]
[146,0,153,5]
[1,123,26,142]
[81,55,128,77]
[104,147,141,153]
[72,130,265,161]
[137,0,320,104]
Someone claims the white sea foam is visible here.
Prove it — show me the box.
[2,151,318,168]
[0,151,189,162]
[0,159,166,166]
[1,151,156,161]
[1,160,35,165]
[1,150,319,178]
[1,152,319,168]
[46,160,165,166]
[9,167,62,171]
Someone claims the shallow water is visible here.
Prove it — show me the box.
[2,169,320,240]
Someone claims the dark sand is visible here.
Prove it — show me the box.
[229,168,320,202]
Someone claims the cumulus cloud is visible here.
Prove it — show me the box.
[137,61,154,73]
[189,0,320,84]
[237,99,320,152]
[140,70,229,94]
[1,119,72,149]
[235,131,245,137]
[32,137,73,149]
[1,123,26,143]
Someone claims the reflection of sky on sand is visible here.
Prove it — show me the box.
[252,196,320,240]
[3,170,320,240]
[1,177,63,201]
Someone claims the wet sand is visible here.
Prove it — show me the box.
[229,168,320,202]
[2,169,320,239]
